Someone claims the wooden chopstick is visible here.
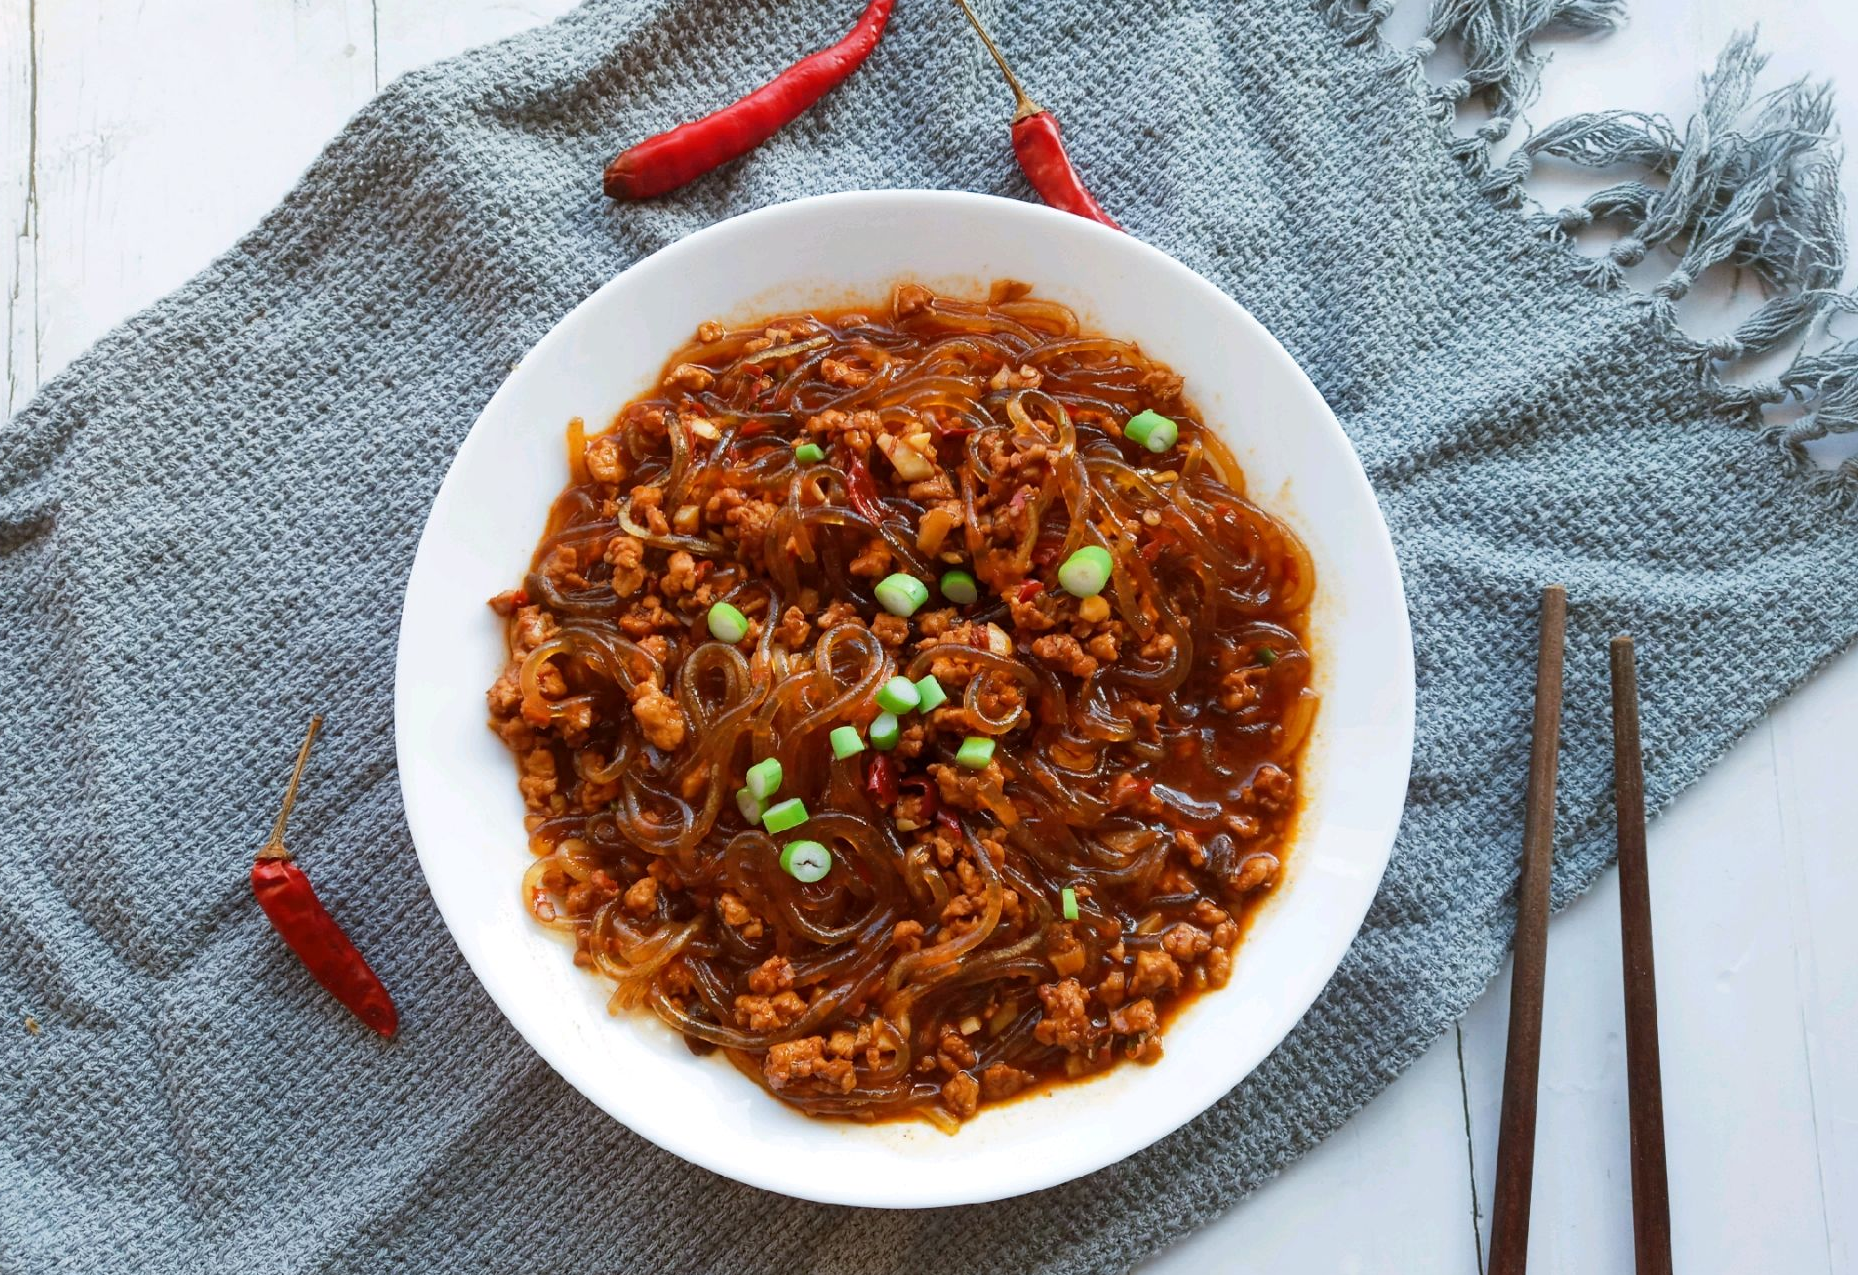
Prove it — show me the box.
[1488,584,1568,1275]
[1611,635,1674,1275]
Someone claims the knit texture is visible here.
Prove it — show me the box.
[2,2,1853,1272]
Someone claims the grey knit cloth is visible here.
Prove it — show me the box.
[3,2,1854,1271]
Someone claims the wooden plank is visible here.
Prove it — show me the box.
[2,0,40,413]
[375,0,578,85]
[28,0,376,384]
[1143,1028,1484,1272]
[1771,650,1858,1273]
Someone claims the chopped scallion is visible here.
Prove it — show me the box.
[875,676,922,714]
[912,674,949,713]
[955,736,996,769]
[706,601,749,643]
[746,757,783,800]
[939,569,979,605]
[736,787,764,824]
[1057,546,1114,598]
[1123,409,1179,453]
[1257,645,1278,667]
[794,441,825,464]
[869,711,901,751]
[1061,886,1080,921]
[874,572,930,617]
[830,725,865,758]
[779,840,833,883]
[761,797,809,834]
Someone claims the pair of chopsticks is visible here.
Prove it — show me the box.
[1487,586,1673,1275]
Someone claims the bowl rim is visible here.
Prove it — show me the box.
[394,189,1415,1207]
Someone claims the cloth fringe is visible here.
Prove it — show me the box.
[1317,5,1858,503]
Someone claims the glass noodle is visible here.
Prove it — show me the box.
[489,283,1316,1125]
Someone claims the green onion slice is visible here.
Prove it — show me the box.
[794,441,825,464]
[1257,645,1278,667]
[735,787,764,824]
[912,674,949,713]
[939,569,979,605]
[779,840,833,884]
[761,797,809,834]
[1061,886,1080,921]
[1057,546,1114,598]
[874,573,930,617]
[955,736,996,769]
[869,711,901,751]
[830,725,865,758]
[746,757,783,800]
[875,676,922,714]
[1123,409,1179,453]
[706,601,750,643]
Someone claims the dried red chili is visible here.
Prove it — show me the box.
[954,0,1121,229]
[842,450,887,523]
[604,0,897,200]
[251,715,398,1037]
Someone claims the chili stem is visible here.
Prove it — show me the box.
[261,714,323,859]
[953,0,1042,121]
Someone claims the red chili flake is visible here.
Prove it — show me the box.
[865,754,899,806]
[934,808,964,834]
[1016,580,1044,603]
[1031,537,1064,568]
[931,416,974,443]
[898,776,938,819]
[1140,528,1177,564]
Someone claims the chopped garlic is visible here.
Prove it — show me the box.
[877,432,935,481]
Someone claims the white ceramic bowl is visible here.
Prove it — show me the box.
[395,190,1413,1208]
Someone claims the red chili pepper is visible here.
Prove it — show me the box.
[954,0,1121,229]
[604,0,896,200]
[251,716,398,1037]
[843,451,887,523]
[865,753,899,806]
[934,808,964,835]
[1015,579,1044,603]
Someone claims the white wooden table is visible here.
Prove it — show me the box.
[6,2,1852,1269]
